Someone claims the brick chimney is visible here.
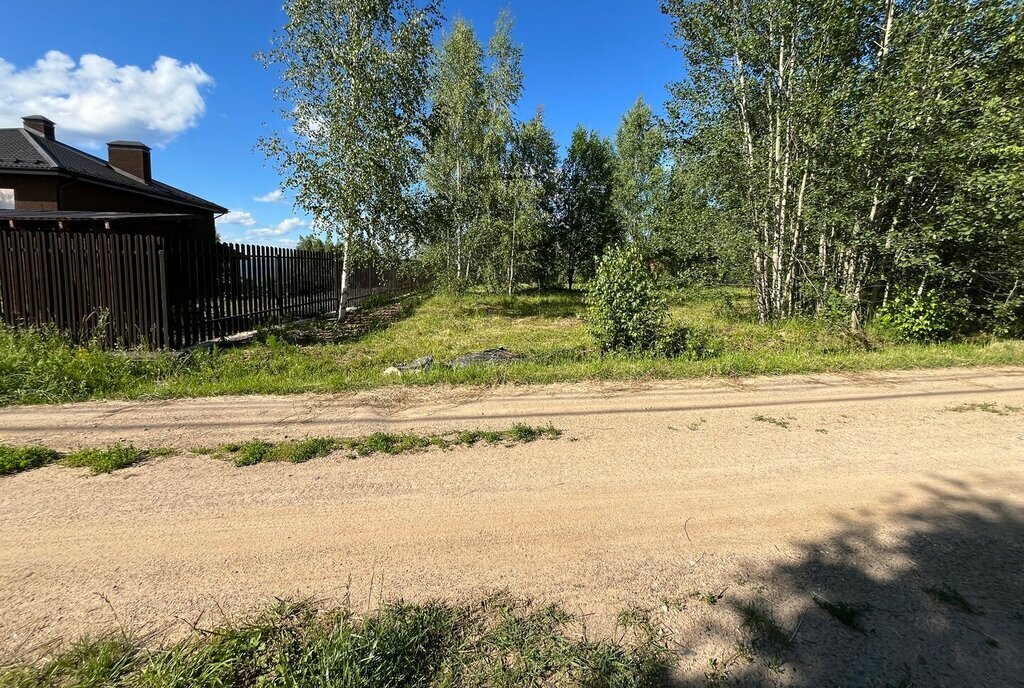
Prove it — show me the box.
[23,115,56,141]
[107,141,152,184]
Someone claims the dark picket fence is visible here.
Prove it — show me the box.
[0,229,422,349]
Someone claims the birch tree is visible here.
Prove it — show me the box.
[259,0,440,317]
[423,18,487,287]
[613,97,668,247]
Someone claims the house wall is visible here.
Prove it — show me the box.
[0,173,216,240]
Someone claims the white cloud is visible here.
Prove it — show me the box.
[217,210,257,227]
[254,189,285,203]
[0,51,213,146]
[0,188,14,209]
[247,217,307,238]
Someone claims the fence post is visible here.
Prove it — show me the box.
[158,249,171,349]
[275,254,284,325]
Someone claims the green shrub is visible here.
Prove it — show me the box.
[0,446,60,476]
[63,444,146,475]
[588,245,668,355]
[991,296,1024,339]
[875,290,972,342]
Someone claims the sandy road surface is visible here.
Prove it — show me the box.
[2,368,1023,686]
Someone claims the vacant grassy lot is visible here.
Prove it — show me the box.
[2,287,1022,406]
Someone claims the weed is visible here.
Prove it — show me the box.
[738,601,793,648]
[0,446,59,476]
[687,418,707,431]
[753,415,791,429]
[660,596,687,612]
[220,425,563,467]
[946,402,1021,416]
[231,440,275,467]
[694,589,727,606]
[925,584,979,615]
[812,595,870,633]
[0,597,671,688]
[63,444,146,475]
[275,437,339,464]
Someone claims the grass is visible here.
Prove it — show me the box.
[737,601,793,649]
[0,596,670,688]
[3,287,1023,407]
[753,415,791,429]
[1,443,153,477]
[1,425,562,476]
[813,595,870,633]
[945,402,1022,416]
[216,424,562,467]
[0,446,59,476]
[61,444,147,475]
[924,584,979,615]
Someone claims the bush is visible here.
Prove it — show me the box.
[875,290,972,342]
[588,245,668,355]
[991,296,1024,339]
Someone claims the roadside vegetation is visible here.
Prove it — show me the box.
[0,425,562,477]
[0,596,670,688]
[0,443,157,477]
[2,288,1022,407]
[216,424,561,467]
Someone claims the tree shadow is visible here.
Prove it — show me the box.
[265,295,427,346]
[670,476,1024,687]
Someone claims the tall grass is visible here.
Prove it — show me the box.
[2,288,1021,407]
[0,596,670,687]
[0,325,184,406]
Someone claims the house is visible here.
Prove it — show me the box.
[0,115,226,240]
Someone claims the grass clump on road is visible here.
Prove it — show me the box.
[0,597,670,688]
[1,443,155,477]
[217,424,562,466]
[61,444,148,475]
[0,446,60,476]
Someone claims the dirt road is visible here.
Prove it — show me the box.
[2,367,1023,686]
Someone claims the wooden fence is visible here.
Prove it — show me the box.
[0,229,422,349]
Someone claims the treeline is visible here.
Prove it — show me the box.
[267,0,1023,335]
[663,0,1024,331]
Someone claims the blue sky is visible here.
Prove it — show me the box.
[0,1,681,245]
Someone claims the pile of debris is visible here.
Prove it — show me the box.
[383,348,525,377]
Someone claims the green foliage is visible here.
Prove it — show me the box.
[0,325,184,406]
[613,97,668,246]
[217,425,563,466]
[231,440,276,467]
[662,0,1024,322]
[990,296,1024,339]
[588,245,668,354]
[0,446,59,476]
[553,127,621,290]
[0,598,670,688]
[259,0,441,311]
[875,291,972,343]
[62,444,146,475]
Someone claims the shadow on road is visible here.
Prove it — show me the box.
[663,476,1024,687]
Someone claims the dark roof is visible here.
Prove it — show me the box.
[0,210,196,222]
[0,128,227,213]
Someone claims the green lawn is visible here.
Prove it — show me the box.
[2,287,1022,406]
